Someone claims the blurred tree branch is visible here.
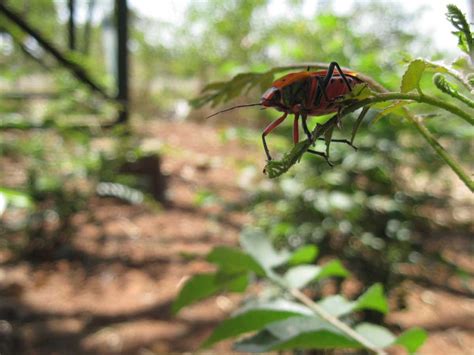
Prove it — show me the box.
[0,2,112,100]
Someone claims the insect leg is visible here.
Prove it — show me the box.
[262,112,288,161]
[293,113,300,144]
[325,61,353,92]
[316,138,357,150]
[301,114,313,142]
[307,149,334,167]
[350,106,370,145]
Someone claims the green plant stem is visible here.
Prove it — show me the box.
[288,288,387,355]
[342,92,474,125]
[423,59,474,91]
[402,110,474,191]
[236,62,473,190]
[338,93,474,191]
[267,274,387,354]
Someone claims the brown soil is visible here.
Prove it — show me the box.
[0,120,472,354]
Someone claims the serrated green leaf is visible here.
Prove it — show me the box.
[172,272,248,314]
[240,229,290,269]
[401,59,426,93]
[206,246,266,276]
[446,4,474,56]
[316,259,350,280]
[234,316,360,352]
[451,55,473,71]
[395,327,428,353]
[201,300,313,348]
[433,73,474,108]
[264,140,308,178]
[288,245,319,265]
[355,323,396,348]
[353,283,389,314]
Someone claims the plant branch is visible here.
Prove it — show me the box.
[402,110,474,192]
[423,59,474,91]
[340,92,474,125]
[269,273,387,354]
[0,2,112,101]
[289,288,387,355]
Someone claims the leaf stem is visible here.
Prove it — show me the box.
[341,92,474,126]
[402,110,474,192]
[288,288,387,355]
[423,59,474,91]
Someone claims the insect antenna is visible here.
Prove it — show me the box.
[206,103,262,119]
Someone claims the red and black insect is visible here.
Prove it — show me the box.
[208,62,365,162]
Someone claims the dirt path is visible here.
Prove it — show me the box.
[1,120,259,354]
[0,120,472,354]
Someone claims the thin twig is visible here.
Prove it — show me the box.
[289,288,387,355]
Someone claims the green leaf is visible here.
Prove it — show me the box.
[201,300,313,348]
[240,229,290,269]
[372,101,410,123]
[345,83,372,100]
[225,272,250,292]
[451,56,473,71]
[317,295,356,317]
[446,4,474,56]
[192,70,275,108]
[318,284,388,317]
[284,259,349,289]
[234,316,360,352]
[284,265,321,289]
[206,246,266,276]
[355,323,395,348]
[264,140,308,179]
[172,273,220,314]
[0,187,34,212]
[394,327,428,354]
[316,259,350,280]
[353,283,389,314]
[433,73,474,108]
[288,245,319,265]
[400,59,426,93]
[172,272,248,314]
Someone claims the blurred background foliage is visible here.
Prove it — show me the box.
[1,0,472,309]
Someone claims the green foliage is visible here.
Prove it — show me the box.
[433,73,474,108]
[288,244,318,265]
[172,272,249,314]
[201,299,313,348]
[175,230,425,353]
[446,4,474,60]
[0,187,34,215]
[400,59,427,93]
[191,71,275,108]
[206,246,266,275]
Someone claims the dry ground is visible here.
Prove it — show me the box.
[0,120,473,354]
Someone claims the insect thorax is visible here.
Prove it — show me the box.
[280,79,310,108]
